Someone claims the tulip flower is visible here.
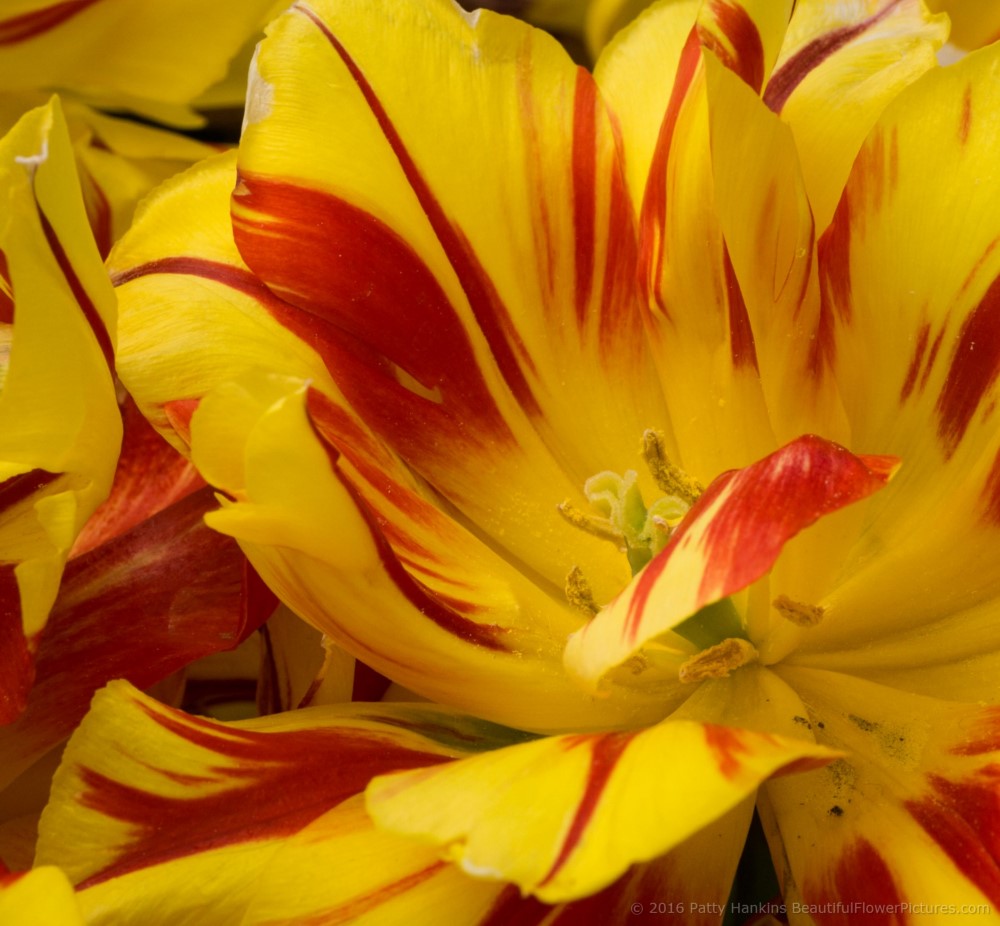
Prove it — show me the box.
[43,0,1000,919]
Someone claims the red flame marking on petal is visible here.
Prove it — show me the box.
[762,0,902,113]
[639,26,702,320]
[306,403,511,653]
[906,771,1000,906]
[77,703,453,886]
[0,0,98,44]
[294,3,541,417]
[935,272,1000,458]
[899,321,930,404]
[803,838,906,924]
[723,244,759,372]
[36,207,114,373]
[0,249,13,323]
[959,85,973,146]
[700,0,765,93]
[0,564,35,724]
[539,731,638,887]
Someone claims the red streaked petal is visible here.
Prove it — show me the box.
[367,718,837,903]
[69,394,203,558]
[763,668,1000,915]
[566,436,896,684]
[0,487,273,790]
[237,0,668,601]
[36,681,527,887]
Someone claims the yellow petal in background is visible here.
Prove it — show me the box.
[0,0,284,126]
[367,718,837,903]
[0,866,83,926]
[0,98,119,719]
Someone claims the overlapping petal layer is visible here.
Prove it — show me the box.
[235,0,670,602]
[368,716,837,902]
[110,151,335,448]
[36,681,533,924]
[192,371,680,732]
[761,669,1000,921]
[0,0,280,126]
[786,42,1000,659]
[0,865,83,926]
[0,98,119,720]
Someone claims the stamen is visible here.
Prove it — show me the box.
[773,594,825,627]
[557,500,625,547]
[641,429,703,505]
[678,638,758,683]
[565,566,599,617]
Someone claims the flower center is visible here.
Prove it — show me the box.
[558,429,701,576]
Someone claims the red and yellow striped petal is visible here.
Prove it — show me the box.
[0,98,119,720]
[0,866,83,926]
[193,371,679,732]
[0,0,280,126]
[763,668,1000,918]
[566,436,895,685]
[763,0,947,230]
[789,43,1000,658]
[0,487,268,791]
[36,681,531,924]
[367,717,837,903]
[702,53,844,448]
[236,0,667,600]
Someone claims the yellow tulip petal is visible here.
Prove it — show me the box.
[626,14,777,479]
[593,0,700,211]
[927,0,1000,50]
[586,0,659,59]
[703,53,843,446]
[0,866,83,926]
[237,0,669,600]
[367,718,837,903]
[788,44,1000,656]
[566,436,895,685]
[762,0,947,229]
[764,668,1000,916]
[0,0,281,125]
[193,371,678,732]
[0,98,119,719]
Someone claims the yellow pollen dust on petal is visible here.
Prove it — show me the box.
[641,429,703,506]
[678,638,759,684]
[772,594,826,628]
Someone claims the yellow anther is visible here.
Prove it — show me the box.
[557,499,625,547]
[641,429,703,506]
[773,594,825,627]
[678,638,758,683]
[565,566,599,617]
